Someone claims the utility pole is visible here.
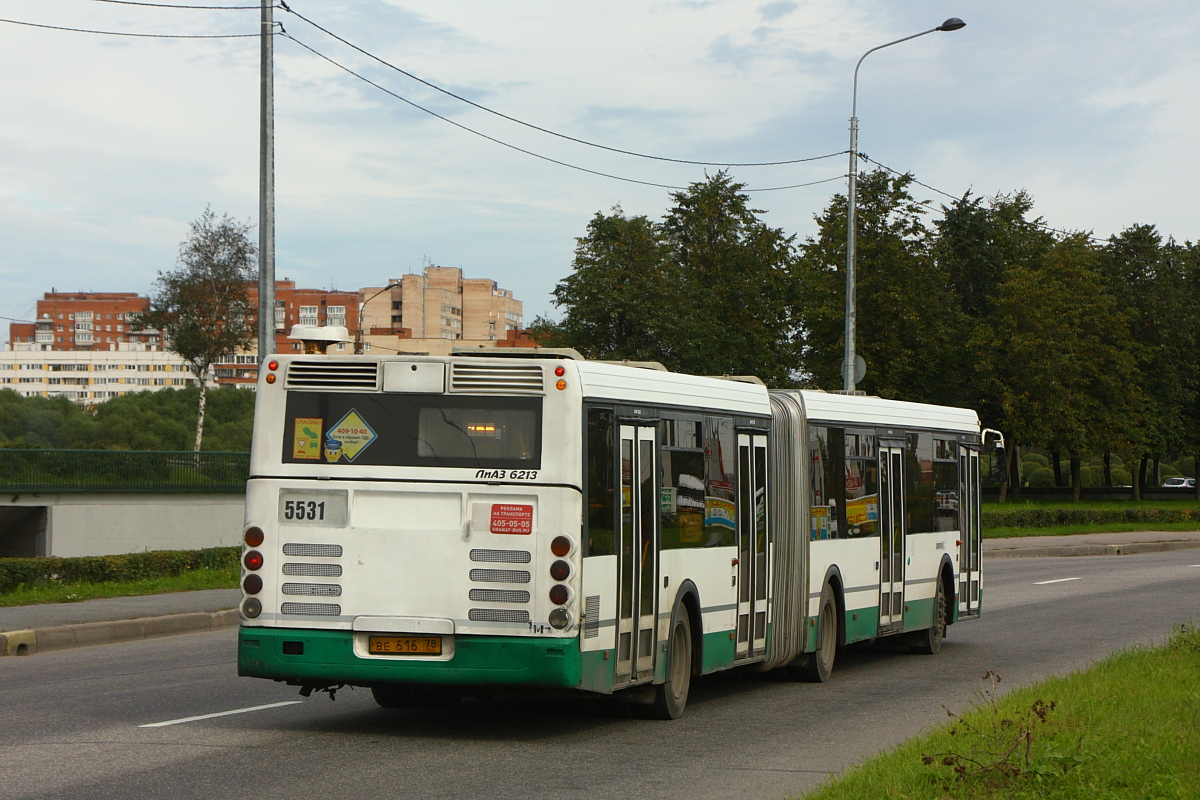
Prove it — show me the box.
[257,0,276,359]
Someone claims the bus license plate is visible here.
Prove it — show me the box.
[368,636,442,656]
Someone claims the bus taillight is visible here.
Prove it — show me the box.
[548,608,572,630]
[549,559,571,581]
[549,584,570,605]
[243,574,263,594]
[550,535,572,557]
[244,550,264,571]
[244,526,264,547]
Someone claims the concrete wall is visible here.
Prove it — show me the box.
[0,493,244,557]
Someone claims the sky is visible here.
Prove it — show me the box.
[2,0,1198,341]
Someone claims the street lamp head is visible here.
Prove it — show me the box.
[937,17,966,32]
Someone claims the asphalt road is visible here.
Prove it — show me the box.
[2,550,1196,800]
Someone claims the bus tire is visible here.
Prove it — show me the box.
[649,602,694,720]
[793,583,837,682]
[371,684,416,709]
[911,578,946,655]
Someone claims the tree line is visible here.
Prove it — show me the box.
[533,170,1200,501]
[0,386,254,452]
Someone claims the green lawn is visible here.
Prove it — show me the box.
[800,624,1200,799]
[0,567,237,607]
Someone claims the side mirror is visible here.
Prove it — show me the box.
[982,428,1007,484]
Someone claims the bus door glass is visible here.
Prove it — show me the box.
[878,444,906,628]
[736,433,769,659]
[616,423,659,684]
[959,448,982,616]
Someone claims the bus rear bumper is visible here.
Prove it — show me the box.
[238,627,582,689]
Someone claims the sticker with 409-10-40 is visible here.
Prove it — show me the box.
[321,410,378,463]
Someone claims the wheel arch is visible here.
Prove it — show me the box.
[939,554,958,626]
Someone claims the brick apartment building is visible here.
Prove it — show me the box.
[6,292,161,351]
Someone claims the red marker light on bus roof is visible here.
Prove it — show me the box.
[554,366,565,377]
[268,360,279,371]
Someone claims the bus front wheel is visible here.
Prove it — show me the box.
[911,579,947,655]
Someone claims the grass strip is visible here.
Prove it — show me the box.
[799,624,1200,800]
[984,521,1200,539]
[0,566,238,607]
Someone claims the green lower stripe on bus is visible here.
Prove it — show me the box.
[238,627,582,689]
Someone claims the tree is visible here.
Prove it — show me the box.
[794,170,961,400]
[539,173,799,384]
[972,233,1143,501]
[134,208,257,451]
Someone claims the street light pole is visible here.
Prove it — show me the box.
[257,0,276,360]
[843,17,965,393]
[356,282,402,354]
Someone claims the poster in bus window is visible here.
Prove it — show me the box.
[811,505,831,540]
[292,418,323,460]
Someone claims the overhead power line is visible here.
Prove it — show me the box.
[281,33,844,193]
[86,0,259,8]
[0,15,257,37]
[280,3,844,170]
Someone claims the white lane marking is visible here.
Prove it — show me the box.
[139,701,304,728]
[1033,577,1082,585]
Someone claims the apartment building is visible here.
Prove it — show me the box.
[6,292,161,352]
[0,349,208,404]
[359,266,523,353]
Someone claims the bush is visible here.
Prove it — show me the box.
[1025,466,1056,488]
[1175,456,1195,478]
[0,547,239,593]
[1022,453,1050,469]
[984,506,1200,529]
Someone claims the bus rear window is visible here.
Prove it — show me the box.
[282,392,541,469]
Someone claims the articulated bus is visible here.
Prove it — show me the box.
[237,347,992,718]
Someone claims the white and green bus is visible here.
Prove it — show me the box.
[238,347,990,718]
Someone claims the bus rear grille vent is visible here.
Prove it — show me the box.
[450,363,544,394]
[468,589,530,604]
[282,583,342,597]
[469,549,532,564]
[281,602,341,616]
[282,563,342,577]
[468,609,531,624]
[584,595,600,639]
[468,568,531,584]
[286,360,380,391]
[282,543,343,558]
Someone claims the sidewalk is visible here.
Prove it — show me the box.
[3,531,1199,657]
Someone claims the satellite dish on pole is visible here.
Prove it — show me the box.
[840,355,867,386]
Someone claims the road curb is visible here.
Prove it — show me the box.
[985,540,1200,559]
[0,608,239,657]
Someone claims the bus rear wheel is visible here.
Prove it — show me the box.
[790,583,837,682]
[649,603,693,720]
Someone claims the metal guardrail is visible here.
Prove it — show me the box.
[0,450,249,493]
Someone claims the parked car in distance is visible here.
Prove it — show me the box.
[1162,477,1196,489]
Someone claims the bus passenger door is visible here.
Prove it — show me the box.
[959,449,982,617]
[616,424,659,685]
[878,445,906,629]
[736,433,769,659]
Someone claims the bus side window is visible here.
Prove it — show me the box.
[703,416,737,547]
[586,408,615,556]
[809,425,847,539]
